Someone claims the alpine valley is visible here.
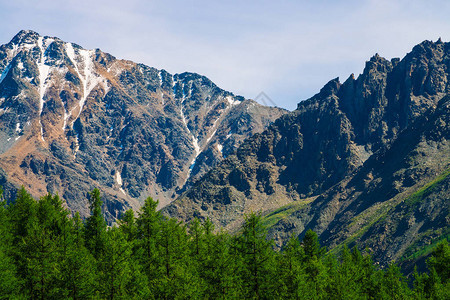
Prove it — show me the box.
[0,30,448,269]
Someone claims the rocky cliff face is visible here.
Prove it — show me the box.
[0,30,286,220]
[164,39,449,265]
[266,96,449,265]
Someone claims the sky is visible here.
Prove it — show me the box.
[1,0,450,110]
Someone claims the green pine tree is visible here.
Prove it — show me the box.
[236,212,277,299]
[0,187,20,298]
[84,188,107,258]
[300,230,327,299]
[156,217,192,299]
[135,196,162,289]
[98,227,134,299]
[59,212,96,299]
[118,209,137,243]
[277,234,306,299]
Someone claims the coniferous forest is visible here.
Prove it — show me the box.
[0,187,448,299]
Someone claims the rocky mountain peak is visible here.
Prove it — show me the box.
[0,30,286,221]
[365,53,392,75]
[412,38,447,54]
[10,30,41,46]
[319,77,341,98]
[164,39,450,244]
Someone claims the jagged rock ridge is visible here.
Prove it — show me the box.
[164,39,450,266]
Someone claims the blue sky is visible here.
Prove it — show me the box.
[1,0,450,110]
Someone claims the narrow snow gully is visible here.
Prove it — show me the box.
[115,171,126,195]
[174,83,244,185]
[37,36,51,142]
[65,43,104,157]
[158,70,164,105]
[176,80,201,182]
[64,43,91,130]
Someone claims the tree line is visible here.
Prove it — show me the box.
[0,187,448,299]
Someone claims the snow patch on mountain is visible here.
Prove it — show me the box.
[37,36,52,142]
[158,70,163,87]
[206,117,221,145]
[73,132,80,158]
[217,143,223,154]
[76,49,92,122]
[178,82,202,180]
[158,70,164,104]
[115,172,126,194]
[65,43,108,130]
[192,137,200,158]
[116,171,123,185]
[226,95,241,107]
[180,105,201,162]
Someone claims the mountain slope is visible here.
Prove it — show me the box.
[266,96,449,265]
[0,30,286,220]
[164,39,449,264]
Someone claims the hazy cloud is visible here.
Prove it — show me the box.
[1,0,449,109]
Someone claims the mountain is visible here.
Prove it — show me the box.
[164,39,450,265]
[0,30,286,220]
